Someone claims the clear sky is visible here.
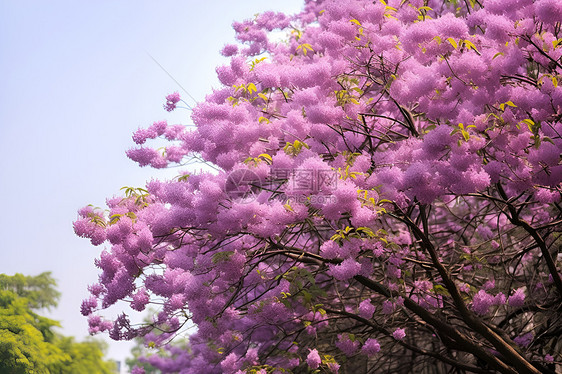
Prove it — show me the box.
[0,0,302,370]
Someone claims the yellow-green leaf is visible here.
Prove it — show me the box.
[446,37,458,49]
[258,116,270,124]
[283,202,294,212]
[520,119,535,132]
[258,153,272,163]
[177,173,190,182]
[109,214,121,225]
[462,39,479,53]
[247,83,257,94]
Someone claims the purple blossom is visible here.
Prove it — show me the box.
[535,0,562,24]
[131,288,150,311]
[87,283,104,297]
[221,352,241,374]
[493,292,506,305]
[508,288,526,307]
[327,362,340,373]
[387,265,401,278]
[472,290,494,315]
[336,334,360,356]
[483,279,495,290]
[392,328,406,340]
[513,332,533,347]
[458,283,470,293]
[361,338,381,356]
[358,299,375,319]
[164,92,181,112]
[306,349,321,369]
[80,297,97,316]
[327,258,362,281]
[132,127,157,145]
[220,44,238,56]
[382,300,394,314]
[73,217,107,246]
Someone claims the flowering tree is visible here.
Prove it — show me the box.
[75,0,562,373]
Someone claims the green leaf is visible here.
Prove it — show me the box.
[125,212,137,220]
[542,136,554,145]
[177,173,190,182]
[212,251,234,263]
[432,285,450,296]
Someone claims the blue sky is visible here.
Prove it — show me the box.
[0,0,302,369]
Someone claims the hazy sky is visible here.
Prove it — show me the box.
[0,0,302,370]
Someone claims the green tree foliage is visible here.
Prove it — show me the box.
[0,288,66,373]
[0,272,115,374]
[52,336,116,374]
[0,272,61,310]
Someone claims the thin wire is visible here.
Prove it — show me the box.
[145,51,198,106]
